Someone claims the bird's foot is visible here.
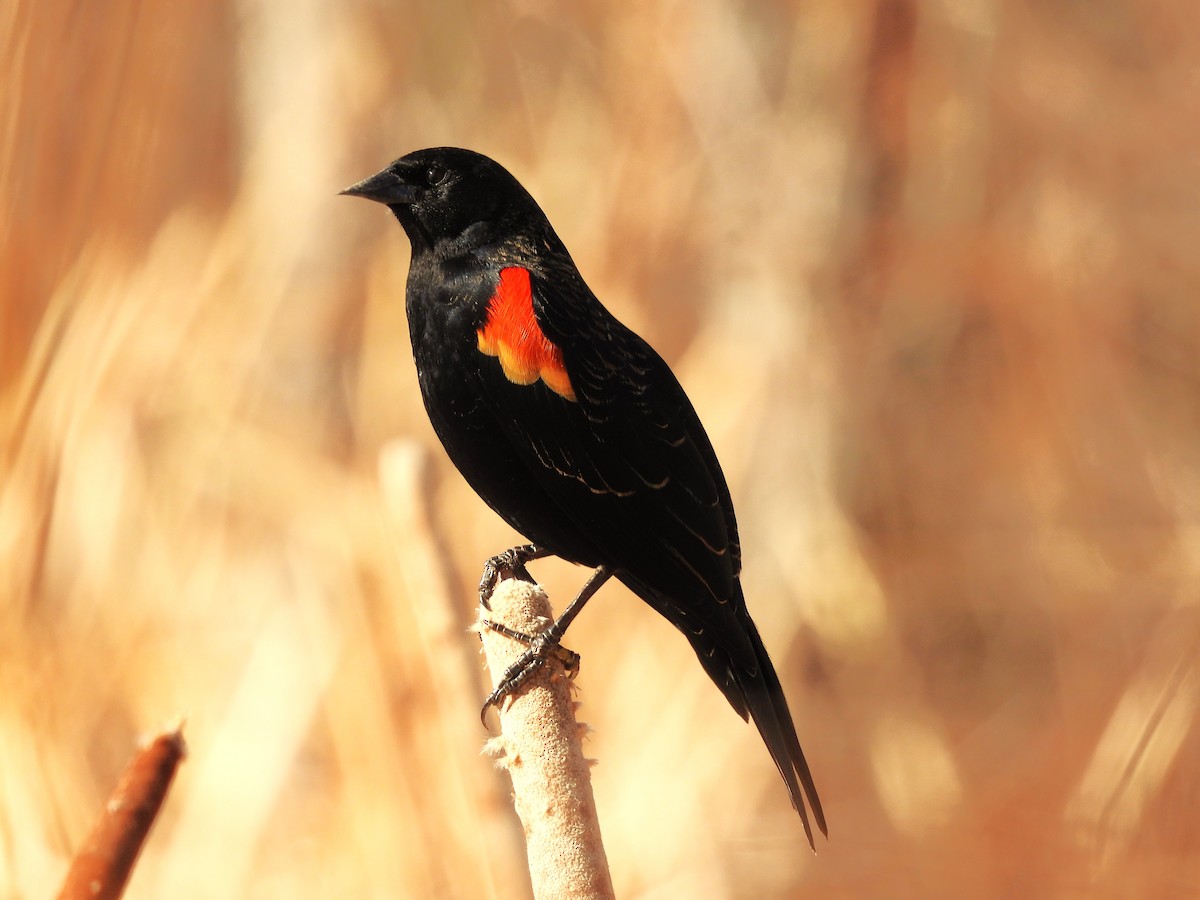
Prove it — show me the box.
[478,621,581,725]
[478,544,549,609]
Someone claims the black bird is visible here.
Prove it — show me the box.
[342,148,825,846]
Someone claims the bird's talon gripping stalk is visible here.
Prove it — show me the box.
[480,620,583,674]
[478,544,551,609]
[478,564,614,727]
[478,622,582,725]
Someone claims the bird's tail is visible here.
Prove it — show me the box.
[690,600,826,849]
[624,574,826,847]
[741,616,826,847]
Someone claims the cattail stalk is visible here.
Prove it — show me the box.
[478,578,615,900]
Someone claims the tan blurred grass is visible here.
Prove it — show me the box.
[3,1,1199,897]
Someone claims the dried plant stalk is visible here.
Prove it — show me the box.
[57,725,187,900]
[478,578,615,900]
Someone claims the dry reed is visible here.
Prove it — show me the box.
[3,1,1198,897]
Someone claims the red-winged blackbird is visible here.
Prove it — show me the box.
[342,147,825,847]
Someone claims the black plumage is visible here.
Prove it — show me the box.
[343,147,825,846]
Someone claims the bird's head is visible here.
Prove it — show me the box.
[341,147,542,257]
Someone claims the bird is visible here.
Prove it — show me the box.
[341,147,826,847]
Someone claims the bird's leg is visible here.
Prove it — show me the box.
[478,543,552,609]
[480,565,614,724]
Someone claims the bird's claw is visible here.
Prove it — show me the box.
[478,544,541,609]
[478,620,581,728]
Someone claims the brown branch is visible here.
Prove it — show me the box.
[57,724,187,900]
[478,579,615,900]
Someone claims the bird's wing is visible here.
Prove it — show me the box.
[471,261,748,658]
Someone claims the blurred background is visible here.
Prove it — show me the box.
[3,1,1198,897]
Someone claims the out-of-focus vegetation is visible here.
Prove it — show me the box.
[3,1,1198,896]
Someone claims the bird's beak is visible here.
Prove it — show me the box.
[339,168,419,205]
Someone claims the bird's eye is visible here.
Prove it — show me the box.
[426,165,448,186]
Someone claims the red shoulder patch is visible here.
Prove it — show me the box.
[476,267,576,401]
